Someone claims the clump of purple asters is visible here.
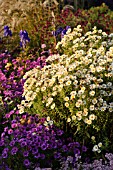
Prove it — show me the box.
[0,114,87,169]
[74,153,113,170]
[0,52,47,113]
[4,26,12,37]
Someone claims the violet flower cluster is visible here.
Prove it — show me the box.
[0,52,47,112]
[0,114,87,169]
[52,26,71,39]
[19,30,30,48]
[4,26,12,37]
[2,26,30,50]
[75,153,113,170]
[59,153,113,170]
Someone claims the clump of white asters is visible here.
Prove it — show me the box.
[92,142,102,153]
[19,26,113,131]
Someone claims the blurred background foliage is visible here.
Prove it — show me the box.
[0,0,113,57]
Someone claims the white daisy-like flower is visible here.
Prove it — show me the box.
[72,115,76,121]
[64,96,69,102]
[51,103,55,109]
[91,136,95,140]
[65,102,69,107]
[89,90,95,96]
[47,116,50,121]
[90,105,95,111]
[66,80,71,86]
[92,145,99,152]
[70,94,75,100]
[86,119,92,125]
[89,114,96,120]
[75,102,80,108]
[98,142,102,148]
[92,98,97,105]
[67,117,71,122]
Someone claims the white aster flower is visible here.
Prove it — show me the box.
[90,105,95,111]
[89,114,96,120]
[98,142,102,148]
[72,115,76,121]
[75,102,80,108]
[91,136,95,140]
[92,145,99,152]
[92,98,97,105]
[51,103,55,109]
[41,86,46,92]
[64,96,69,101]
[70,94,75,100]
[67,117,71,122]
[89,90,95,96]
[86,119,92,125]
[77,115,82,121]
[47,116,50,121]
[66,80,71,86]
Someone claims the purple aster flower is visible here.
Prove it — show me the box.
[4,91,12,96]
[39,117,46,123]
[41,143,47,150]
[62,145,68,152]
[23,151,29,157]
[74,148,80,155]
[10,110,15,117]
[57,129,64,136]
[34,153,40,159]
[74,142,80,148]
[5,113,12,119]
[32,147,39,155]
[11,123,18,128]
[5,167,11,170]
[2,152,8,159]
[57,139,63,147]
[0,140,4,146]
[0,70,6,81]
[11,147,18,155]
[1,132,5,137]
[51,142,57,149]
[9,140,15,147]
[3,148,9,152]
[82,146,87,152]
[54,152,61,159]
[21,141,27,147]
[23,159,30,166]
[27,133,32,139]
[44,135,49,141]
[8,129,13,134]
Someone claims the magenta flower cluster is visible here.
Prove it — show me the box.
[0,52,47,112]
